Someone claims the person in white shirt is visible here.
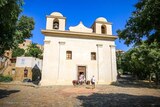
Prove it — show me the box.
[91,75,96,89]
[79,73,85,85]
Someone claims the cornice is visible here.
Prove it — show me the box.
[41,29,117,41]
[95,21,112,25]
[91,21,112,29]
[46,15,66,19]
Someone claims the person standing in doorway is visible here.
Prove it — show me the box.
[91,75,96,89]
[79,73,85,85]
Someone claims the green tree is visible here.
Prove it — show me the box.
[25,43,43,59]
[124,45,149,79]
[14,15,35,46]
[117,0,160,45]
[0,0,35,55]
[12,47,25,58]
[0,0,22,55]
[116,0,160,85]
[116,51,125,74]
[121,42,160,84]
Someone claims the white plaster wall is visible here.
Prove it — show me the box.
[107,24,112,35]
[110,45,117,81]
[59,19,65,31]
[41,40,59,85]
[95,23,102,34]
[40,36,117,86]
[16,57,32,67]
[46,18,54,30]
[16,57,42,70]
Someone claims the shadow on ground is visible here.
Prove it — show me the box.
[0,89,20,99]
[111,75,160,89]
[77,93,160,107]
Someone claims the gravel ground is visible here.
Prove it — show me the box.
[0,81,160,107]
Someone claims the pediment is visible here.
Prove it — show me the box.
[69,21,93,33]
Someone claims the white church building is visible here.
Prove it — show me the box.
[40,12,117,86]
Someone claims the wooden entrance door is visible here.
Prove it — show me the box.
[77,66,86,79]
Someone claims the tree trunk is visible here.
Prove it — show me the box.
[149,73,152,86]
[155,72,159,86]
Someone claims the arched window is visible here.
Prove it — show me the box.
[53,19,59,29]
[66,51,72,60]
[101,25,106,34]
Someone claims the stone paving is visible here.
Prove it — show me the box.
[0,82,160,107]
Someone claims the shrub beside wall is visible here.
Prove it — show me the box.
[0,75,13,82]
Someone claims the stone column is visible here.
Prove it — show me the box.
[40,40,51,86]
[57,41,65,83]
[109,45,117,82]
[96,44,103,84]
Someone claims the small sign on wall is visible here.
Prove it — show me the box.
[21,59,25,65]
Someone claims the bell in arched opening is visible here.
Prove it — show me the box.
[101,25,106,34]
[53,19,59,29]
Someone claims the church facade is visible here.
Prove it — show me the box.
[40,12,117,86]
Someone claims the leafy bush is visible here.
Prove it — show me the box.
[12,47,25,58]
[117,69,123,75]
[0,75,13,82]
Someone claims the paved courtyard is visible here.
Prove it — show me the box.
[0,81,160,107]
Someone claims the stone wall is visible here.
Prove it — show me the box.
[3,66,32,81]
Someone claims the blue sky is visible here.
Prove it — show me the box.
[22,0,138,51]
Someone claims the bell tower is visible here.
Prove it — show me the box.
[46,12,66,31]
[92,17,112,35]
